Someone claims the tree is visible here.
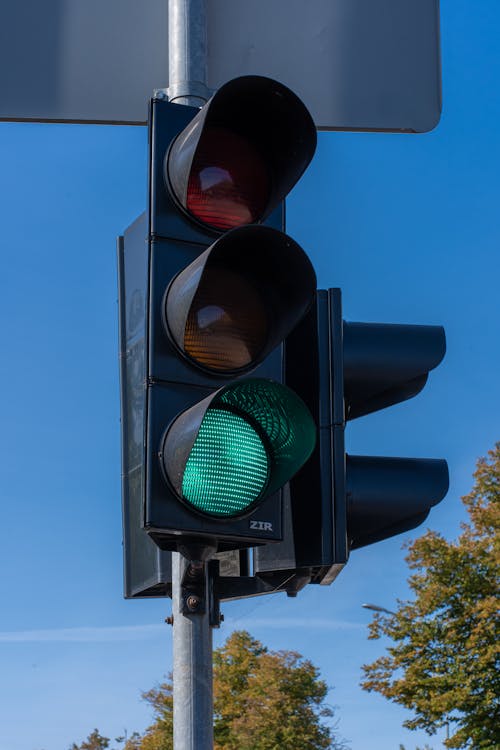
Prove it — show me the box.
[70,729,111,750]
[361,443,500,749]
[125,630,346,750]
[123,684,173,750]
[213,630,338,749]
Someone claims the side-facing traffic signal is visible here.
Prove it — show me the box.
[254,288,449,588]
[118,76,319,581]
[343,318,449,549]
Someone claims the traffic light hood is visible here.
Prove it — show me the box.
[165,75,317,230]
[346,455,449,549]
[160,378,316,519]
[164,224,317,374]
[343,322,446,420]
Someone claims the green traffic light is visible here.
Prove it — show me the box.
[182,408,270,517]
[177,379,316,518]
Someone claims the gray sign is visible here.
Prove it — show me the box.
[0,0,441,131]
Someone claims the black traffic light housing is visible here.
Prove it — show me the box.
[342,320,448,550]
[254,289,449,586]
[118,76,319,595]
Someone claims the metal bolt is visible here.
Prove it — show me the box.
[165,615,174,625]
[153,88,168,100]
[220,613,224,622]
[186,594,200,611]
[186,561,203,578]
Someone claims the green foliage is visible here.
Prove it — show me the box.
[213,630,338,749]
[70,729,111,750]
[121,731,150,750]
[120,629,345,750]
[361,444,500,749]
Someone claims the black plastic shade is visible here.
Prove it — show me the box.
[160,378,316,519]
[343,322,446,420]
[164,224,317,375]
[165,75,317,230]
[346,455,449,549]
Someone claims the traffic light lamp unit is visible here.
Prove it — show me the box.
[118,76,448,600]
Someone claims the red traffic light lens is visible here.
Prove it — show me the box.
[186,127,271,230]
[184,267,269,372]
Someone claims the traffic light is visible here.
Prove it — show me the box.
[343,318,449,549]
[254,288,449,589]
[118,74,449,600]
[118,75,319,583]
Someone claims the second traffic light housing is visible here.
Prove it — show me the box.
[254,289,449,589]
[342,320,448,550]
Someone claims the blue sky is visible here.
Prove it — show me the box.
[1,2,499,749]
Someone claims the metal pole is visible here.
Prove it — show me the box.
[167,3,213,746]
[172,552,214,750]
[168,0,210,107]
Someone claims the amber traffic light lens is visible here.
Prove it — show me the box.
[186,127,271,230]
[184,267,268,372]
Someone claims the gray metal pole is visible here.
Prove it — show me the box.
[172,552,214,750]
[168,0,210,106]
[167,3,213,746]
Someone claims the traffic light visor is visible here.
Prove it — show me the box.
[346,455,449,549]
[165,76,317,230]
[343,323,446,420]
[161,379,316,518]
[164,225,316,375]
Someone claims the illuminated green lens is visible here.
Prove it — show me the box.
[182,407,270,517]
